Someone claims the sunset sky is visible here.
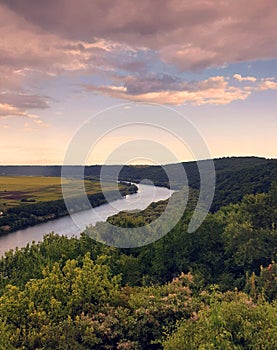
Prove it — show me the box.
[1,0,277,164]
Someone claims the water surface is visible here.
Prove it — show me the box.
[0,183,174,256]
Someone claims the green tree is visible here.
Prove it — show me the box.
[163,291,277,350]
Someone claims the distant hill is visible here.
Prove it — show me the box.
[1,156,277,211]
[119,157,277,211]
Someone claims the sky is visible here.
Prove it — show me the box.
[0,0,277,165]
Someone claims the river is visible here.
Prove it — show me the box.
[0,183,174,256]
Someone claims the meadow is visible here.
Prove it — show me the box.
[0,176,118,211]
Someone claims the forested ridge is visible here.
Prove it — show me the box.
[0,179,276,348]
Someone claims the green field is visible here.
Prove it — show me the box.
[0,176,118,211]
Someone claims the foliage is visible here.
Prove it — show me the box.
[163,290,277,350]
[0,253,121,349]
[246,260,277,302]
[0,174,276,348]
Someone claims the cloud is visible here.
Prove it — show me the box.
[258,78,277,91]
[0,4,147,96]
[0,94,49,126]
[82,74,277,105]
[0,93,50,110]
[0,3,122,119]
[0,0,277,112]
[0,91,50,125]
[233,74,257,82]
[3,0,277,71]
[0,4,109,79]
[82,76,250,105]
[111,73,184,94]
[0,103,39,120]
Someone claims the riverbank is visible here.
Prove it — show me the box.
[0,183,137,235]
[0,183,174,256]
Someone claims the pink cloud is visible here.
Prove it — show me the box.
[3,0,277,71]
[82,74,277,105]
[0,93,50,110]
[258,79,277,91]
[1,0,277,111]
[0,102,47,126]
[82,76,249,105]
[0,4,119,117]
[233,74,257,82]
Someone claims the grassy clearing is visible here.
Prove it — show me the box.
[0,176,118,211]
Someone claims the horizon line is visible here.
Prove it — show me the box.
[0,155,275,167]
